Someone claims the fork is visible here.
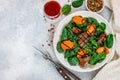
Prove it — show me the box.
[32,46,71,80]
[33,45,81,80]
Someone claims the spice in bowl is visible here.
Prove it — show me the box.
[86,0,104,13]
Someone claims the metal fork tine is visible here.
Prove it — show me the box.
[32,45,49,59]
[40,45,52,59]
[32,45,45,55]
[46,50,52,59]
[39,46,47,54]
[32,45,52,60]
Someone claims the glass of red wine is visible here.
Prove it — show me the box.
[43,0,61,23]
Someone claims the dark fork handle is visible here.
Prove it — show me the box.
[58,64,81,80]
[56,66,71,80]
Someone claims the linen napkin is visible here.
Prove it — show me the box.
[93,0,120,80]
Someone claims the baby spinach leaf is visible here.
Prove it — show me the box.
[84,43,93,56]
[103,40,107,46]
[96,28,103,36]
[89,52,106,65]
[95,22,106,36]
[76,23,86,32]
[68,56,79,66]
[89,53,98,65]
[82,21,88,27]
[67,29,73,39]
[91,40,98,47]
[76,24,83,29]
[91,40,99,49]
[73,34,79,41]
[61,26,74,40]
[105,34,114,48]
[66,21,74,29]
[61,27,68,40]
[99,22,106,31]
[89,36,97,41]
[62,4,71,15]
[88,17,99,26]
[74,40,80,52]
[56,41,63,53]
[65,50,76,58]
[72,0,83,8]
[97,52,106,63]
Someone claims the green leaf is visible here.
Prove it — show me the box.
[95,22,106,36]
[89,53,98,65]
[73,34,79,41]
[97,52,106,63]
[76,24,82,28]
[61,27,68,40]
[84,48,92,55]
[84,43,93,56]
[68,56,79,66]
[66,21,74,29]
[99,22,106,31]
[62,4,71,15]
[56,41,63,53]
[65,50,76,58]
[67,29,73,39]
[89,36,97,41]
[91,40,99,49]
[88,17,99,26]
[105,34,114,48]
[82,22,88,27]
[103,40,107,46]
[89,52,106,65]
[74,40,80,52]
[76,23,87,32]
[72,0,83,8]
[74,47,80,53]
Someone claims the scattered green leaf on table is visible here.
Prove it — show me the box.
[72,0,84,8]
[62,4,71,15]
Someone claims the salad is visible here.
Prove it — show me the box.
[56,15,113,67]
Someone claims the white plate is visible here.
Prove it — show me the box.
[53,11,115,72]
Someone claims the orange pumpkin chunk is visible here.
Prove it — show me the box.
[96,46,109,54]
[72,16,86,24]
[96,47,105,53]
[61,40,74,50]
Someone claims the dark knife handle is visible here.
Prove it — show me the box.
[55,66,71,80]
[58,64,81,80]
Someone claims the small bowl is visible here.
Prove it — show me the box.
[85,0,104,13]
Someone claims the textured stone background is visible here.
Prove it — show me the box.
[0,0,111,80]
